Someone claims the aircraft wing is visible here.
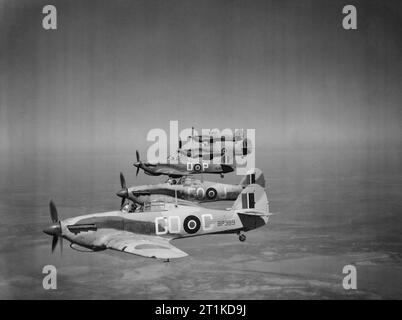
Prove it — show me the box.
[104,232,188,259]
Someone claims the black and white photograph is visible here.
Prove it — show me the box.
[0,0,401,304]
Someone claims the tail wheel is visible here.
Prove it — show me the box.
[239,234,246,242]
[206,188,217,200]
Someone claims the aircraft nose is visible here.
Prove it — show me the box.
[221,164,234,173]
[43,223,61,236]
[116,189,129,198]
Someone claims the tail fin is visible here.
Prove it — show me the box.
[239,168,265,188]
[232,184,269,215]
[234,129,245,141]
[221,153,227,164]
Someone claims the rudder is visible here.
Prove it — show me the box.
[239,168,265,188]
[232,184,269,215]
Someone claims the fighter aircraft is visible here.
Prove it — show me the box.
[187,127,245,143]
[116,168,265,209]
[133,150,234,178]
[177,137,252,159]
[43,184,271,260]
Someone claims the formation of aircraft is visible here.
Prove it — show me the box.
[43,129,271,261]
[43,184,271,260]
[187,127,245,143]
[116,168,265,209]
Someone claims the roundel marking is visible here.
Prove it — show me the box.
[206,187,217,200]
[194,164,202,172]
[183,215,201,234]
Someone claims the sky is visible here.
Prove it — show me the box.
[1,0,401,159]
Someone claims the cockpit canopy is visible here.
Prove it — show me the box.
[178,176,197,186]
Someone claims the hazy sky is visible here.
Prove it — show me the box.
[1,0,401,157]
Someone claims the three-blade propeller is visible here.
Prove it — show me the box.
[116,172,152,209]
[133,150,158,176]
[116,172,130,209]
[44,201,63,254]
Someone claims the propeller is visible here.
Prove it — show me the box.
[133,150,157,176]
[120,171,126,189]
[116,172,152,209]
[134,150,141,176]
[43,200,63,254]
[49,200,58,223]
[116,172,129,209]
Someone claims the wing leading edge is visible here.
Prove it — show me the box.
[104,232,188,259]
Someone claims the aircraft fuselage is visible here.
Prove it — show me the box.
[59,203,268,251]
